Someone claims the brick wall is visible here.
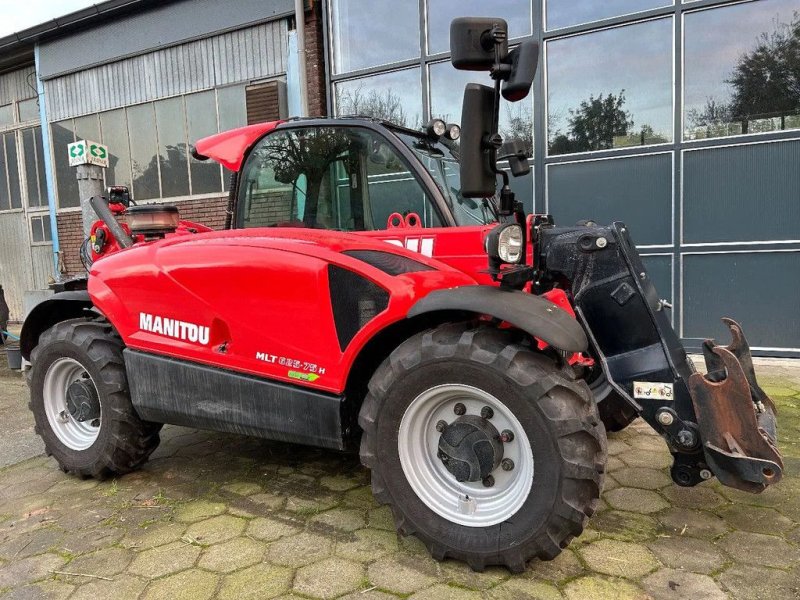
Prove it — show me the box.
[305,0,328,117]
[56,195,229,278]
[56,211,85,277]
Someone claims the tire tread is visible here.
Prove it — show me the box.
[359,321,606,572]
[28,317,160,479]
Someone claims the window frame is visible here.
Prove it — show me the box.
[51,86,250,209]
[29,212,53,245]
[234,120,457,230]
[680,0,800,144]
[543,15,676,158]
[544,0,675,32]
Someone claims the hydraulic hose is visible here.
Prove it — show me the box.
[89,195,133,248]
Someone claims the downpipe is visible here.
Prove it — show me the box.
[535,221,783,493]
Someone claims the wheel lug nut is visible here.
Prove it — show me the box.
[501,458,514,471]
[482,475,495,487]
[435,420,448,432]
[480,406,494,419]
[500,430,515,443]
[453,403,466,416]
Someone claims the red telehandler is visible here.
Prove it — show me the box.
[20,18,782,571]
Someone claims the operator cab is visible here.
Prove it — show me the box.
[234,119,495,232]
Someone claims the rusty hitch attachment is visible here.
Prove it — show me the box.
[687,318,783,493]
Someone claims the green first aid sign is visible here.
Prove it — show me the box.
[68,139,109,168]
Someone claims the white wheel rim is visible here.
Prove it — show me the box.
[398,383,534,527]
[43,358,102,451]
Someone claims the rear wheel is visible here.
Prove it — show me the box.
[359,323,607,572]
[28,318,161,479]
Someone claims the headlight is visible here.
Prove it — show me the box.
[444,123,461,141]
[486,223,524,265]
[426,118,446,139]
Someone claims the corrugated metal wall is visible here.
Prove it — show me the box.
[30,245,54,291]
[45,20,289,121]
[0,66,50,322]
[0,212,35,320]
[37,0,293,79]
[0,66,37,105]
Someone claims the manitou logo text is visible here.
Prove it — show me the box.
[139,312,210,345]
[383,237,435,257]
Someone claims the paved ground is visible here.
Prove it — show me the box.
[0,351,798,600]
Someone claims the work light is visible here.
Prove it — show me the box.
[486,223,524,266]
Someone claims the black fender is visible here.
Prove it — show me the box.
[408,286,588,353]
[20,291,94,360]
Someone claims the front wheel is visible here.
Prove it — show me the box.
[28,318,161,479]
[359,323,607,572]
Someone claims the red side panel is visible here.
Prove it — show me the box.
[194,121,283,172]
[88,230,477,395]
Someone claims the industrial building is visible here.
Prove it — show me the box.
[0,0,797,355]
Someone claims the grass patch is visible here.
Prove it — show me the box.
[101,479,119,497]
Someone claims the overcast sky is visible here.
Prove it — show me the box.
[0,0,97,37]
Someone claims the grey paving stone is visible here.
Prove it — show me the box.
[642,568,727,600]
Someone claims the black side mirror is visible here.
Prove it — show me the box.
[460,83,498,198]
[502,41,539,102]
[450,17,508,71]
[499,140,530,177]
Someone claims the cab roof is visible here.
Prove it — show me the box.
[191,117,429,173]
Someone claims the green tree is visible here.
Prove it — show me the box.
[727,12,800,122]
[501,103,533,158]
[549,91,633,154]
[336,84,410,128]
[687,12,800,133]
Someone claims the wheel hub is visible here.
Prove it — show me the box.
[437,415,503,482]
[66,379,101,422]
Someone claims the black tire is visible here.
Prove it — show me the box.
[589,371,638,433]
[27,318,161,479]
[359,322,607,572]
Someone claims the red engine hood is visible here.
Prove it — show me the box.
[193,121,283,172]
[121,227,466,275]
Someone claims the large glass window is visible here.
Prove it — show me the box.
[684,0,800,140]
[22,127,47,208]
[429,61,534,157]
[99,109,132,189]
[547,18,673,155]
[155,97,190,198]
[30,214,52,244]
[52,87,245,207]
[335,68,423,129]
[187,91,222,194]
[73,114,100,143]
[217,85,247,133]
[238,126,442,230]
[546,0,673,30]
[18,98,39,123]
[0,104,12,128]
[51,120,78,208]
[127,103,160,201]
[4,133,22,210]
[426,0,532,55]
[0,131,22,210]
[331,0,420,73]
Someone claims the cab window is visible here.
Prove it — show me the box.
[237,126,443,230]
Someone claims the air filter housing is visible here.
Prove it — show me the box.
[124,205,180,238]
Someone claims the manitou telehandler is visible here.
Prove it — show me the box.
[20,17,782,571]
